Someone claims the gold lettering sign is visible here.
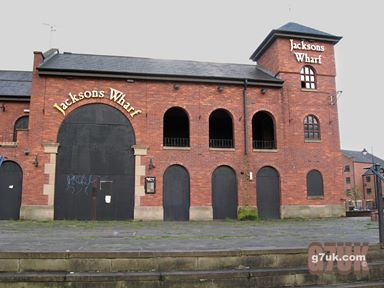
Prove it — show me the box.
[289,39,324,64]
[53,88,142,118]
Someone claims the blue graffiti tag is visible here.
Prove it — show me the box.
[65,175,110,195]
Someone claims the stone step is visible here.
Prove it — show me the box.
[0,245,382,273]
[305,280,384,287]
[0,261,383,288]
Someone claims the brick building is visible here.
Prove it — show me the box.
[342,150,384,210]
[0,22,345,220]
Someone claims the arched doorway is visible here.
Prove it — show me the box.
[55,104,135,220]
[0,161,23,220]
[212,166,238,219]
[256,166,280,219]
[163,165,190,221]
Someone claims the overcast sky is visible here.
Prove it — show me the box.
[2,0,383,158]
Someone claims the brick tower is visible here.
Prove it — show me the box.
[250,23,344,217]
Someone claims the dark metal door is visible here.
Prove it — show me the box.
[212,166,237,219]
[163,165,190,221]
[256,166,280,219]
[0,161,22,220]
[55,104,135,220]
[307,170,324,197]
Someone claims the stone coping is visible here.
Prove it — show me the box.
[0,244,381,259]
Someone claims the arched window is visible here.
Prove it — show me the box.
[304,115,320,140]
[300,66,316,89]
[307,170,324,197]
[252,111,276,149]
[163,107,189,147]
[13,116,29,142]
[209,109,233,148]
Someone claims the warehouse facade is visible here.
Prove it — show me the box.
[0,22,345,220]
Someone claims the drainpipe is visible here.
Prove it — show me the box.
[243,79,248,155]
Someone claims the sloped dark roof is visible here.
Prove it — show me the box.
[342,149,384,166]
[0,71,32,101]
[250,22,342,61]
[37,51,283,87]
[278,22,338,38]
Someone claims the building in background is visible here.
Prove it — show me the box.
[0,23,345,221]
[342,150,384,210]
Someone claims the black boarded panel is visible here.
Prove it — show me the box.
[212,166,238,219]
[163,165,190,221]
[55,104,135,220]
[307,170,324,197]
[0,161,22,220]
[256,166,280,220]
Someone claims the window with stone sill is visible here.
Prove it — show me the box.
[304,114,320,140]
[300,65,317,90]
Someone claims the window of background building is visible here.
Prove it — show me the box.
[346,177,351,184]
[344,165,350,172]
[367,188,372,194]
[346,189,351,195]
[366,176,371,182]
[300,66,316,89]
[304,115,320,140]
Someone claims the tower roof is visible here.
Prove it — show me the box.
[250,22,342,61]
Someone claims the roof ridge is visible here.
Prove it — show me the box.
[54,51,258,67]
[0,70,32,73]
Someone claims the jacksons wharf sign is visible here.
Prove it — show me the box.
[290,39,324,64]
[53,88,142,117]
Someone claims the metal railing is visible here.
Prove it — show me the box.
[163,137,190,147]
[209,138,234,149]
[252,140,276,150]
[0,133,15,143]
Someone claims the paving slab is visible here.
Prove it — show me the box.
[0,217,379,252]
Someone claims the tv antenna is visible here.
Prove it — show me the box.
[42,23,56,48]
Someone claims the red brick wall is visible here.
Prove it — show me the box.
[0,101,31,204]
[0,102,29,142]
[3,34,345,213]
[256,37,344,206]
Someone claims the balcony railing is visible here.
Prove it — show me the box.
[0,133,15,143]
[252,140,276,150]
[209,138,234,149]
[164,137,190,147]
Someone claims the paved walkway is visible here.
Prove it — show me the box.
[0,217,379,252]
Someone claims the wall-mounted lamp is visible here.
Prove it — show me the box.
[330,90,343,105]
[174,84,180,90]
[32,154,39,167]
[240,171,253,181]
[0,103,5,112]
[148,158,155,170]
[218,85,224,92]
[23,149,30,156]
[127,79,135,83]
[261,88,268,94]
